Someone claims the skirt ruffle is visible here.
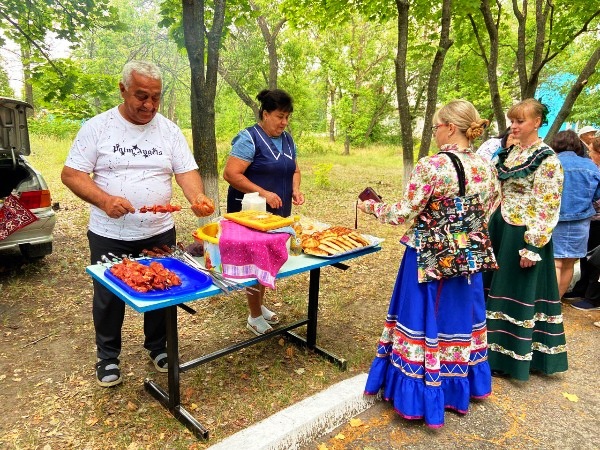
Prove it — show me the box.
[365,247,491,428]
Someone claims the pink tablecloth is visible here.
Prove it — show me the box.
[218,219,290,289]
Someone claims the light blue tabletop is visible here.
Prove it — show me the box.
[86,245,381,313]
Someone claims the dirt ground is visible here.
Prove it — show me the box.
[2,190,599,449]
[0,195,401,449]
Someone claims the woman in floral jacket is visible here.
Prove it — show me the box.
[484,98,568,380]
[358,100,500,428]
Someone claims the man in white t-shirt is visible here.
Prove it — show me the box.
[61,60,213,387]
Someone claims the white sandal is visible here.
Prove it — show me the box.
[247,315,273,336]
[261,305,280,325]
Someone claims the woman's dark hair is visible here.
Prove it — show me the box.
[550,129,586,156]
[257,89,293,120]
[496,126,512,148]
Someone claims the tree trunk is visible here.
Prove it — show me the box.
[217,2,284,120]
[20,43,34,115]
[218,63,260,120]
[522,0,550,98]
[252,4,285,90]
[545,46,600,143]
[328,81,336,142]
[364,89,393,141]
[395,0,414,187]
[418,0,453,160]
[474,0,506,132]
[182,0,225,222]
[512,0,529,98]
[167,84,177,123]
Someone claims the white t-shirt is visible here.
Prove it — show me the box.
[65,106,198,240]
[476,137,502,162]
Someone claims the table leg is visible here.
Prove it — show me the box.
[284,267,347,370]
[306,267,320,347]
[144,305,210,439]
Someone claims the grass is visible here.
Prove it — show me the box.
[2,134,409,448]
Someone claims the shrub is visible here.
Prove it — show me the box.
[313,163,333,188]
[296,135,329,155]
[29,114,81,140]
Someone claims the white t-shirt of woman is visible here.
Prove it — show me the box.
[65,106,198,240]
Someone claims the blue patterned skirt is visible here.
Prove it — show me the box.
[364,247,491,428]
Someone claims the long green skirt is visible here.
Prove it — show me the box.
[483,209,568,380]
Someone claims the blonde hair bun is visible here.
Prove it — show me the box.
[466,119,489,140]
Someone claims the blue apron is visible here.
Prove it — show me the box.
[227,125,296,217]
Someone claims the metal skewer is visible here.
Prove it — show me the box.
[170,248,258,294]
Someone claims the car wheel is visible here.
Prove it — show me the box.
[19,242,53,259]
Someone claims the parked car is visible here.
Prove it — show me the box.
[0,97,56,259]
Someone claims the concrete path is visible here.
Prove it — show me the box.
[207,373,375,450]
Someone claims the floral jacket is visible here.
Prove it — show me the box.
[495,141,563,260]
[363,144,501,248]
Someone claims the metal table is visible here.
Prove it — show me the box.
[86,246,380,439]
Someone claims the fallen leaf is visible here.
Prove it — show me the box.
[86,417,98,426]
[190,403,198,411]
[350,418,364,427]
[562,392,579,402]
[294,368,305,375]
[335,433,345,440]
[278,338,285,346]
[183,387,194,402]
[317,444,329,450]
[127,401,137,411]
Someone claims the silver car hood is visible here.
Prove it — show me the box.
[0,97,33,157]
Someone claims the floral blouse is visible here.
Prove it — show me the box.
[363,144,501,248]
[495,141,563,260]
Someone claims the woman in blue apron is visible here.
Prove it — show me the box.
[223,89,305,335]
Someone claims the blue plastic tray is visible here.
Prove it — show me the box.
[104,257,212,300]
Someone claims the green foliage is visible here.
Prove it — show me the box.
[215,86,256,140]
[544,36,600,125]
[313,163,333,188]
[295,135,332,155]
[0,0,122,60]
[30,59,119,119]
[0,64,14,97]
[28,114,82,140]
[5,0,598,152]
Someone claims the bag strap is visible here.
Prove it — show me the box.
[440,151,466,196]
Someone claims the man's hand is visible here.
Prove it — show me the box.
[191,193,215,217]
[103,196,135,218]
